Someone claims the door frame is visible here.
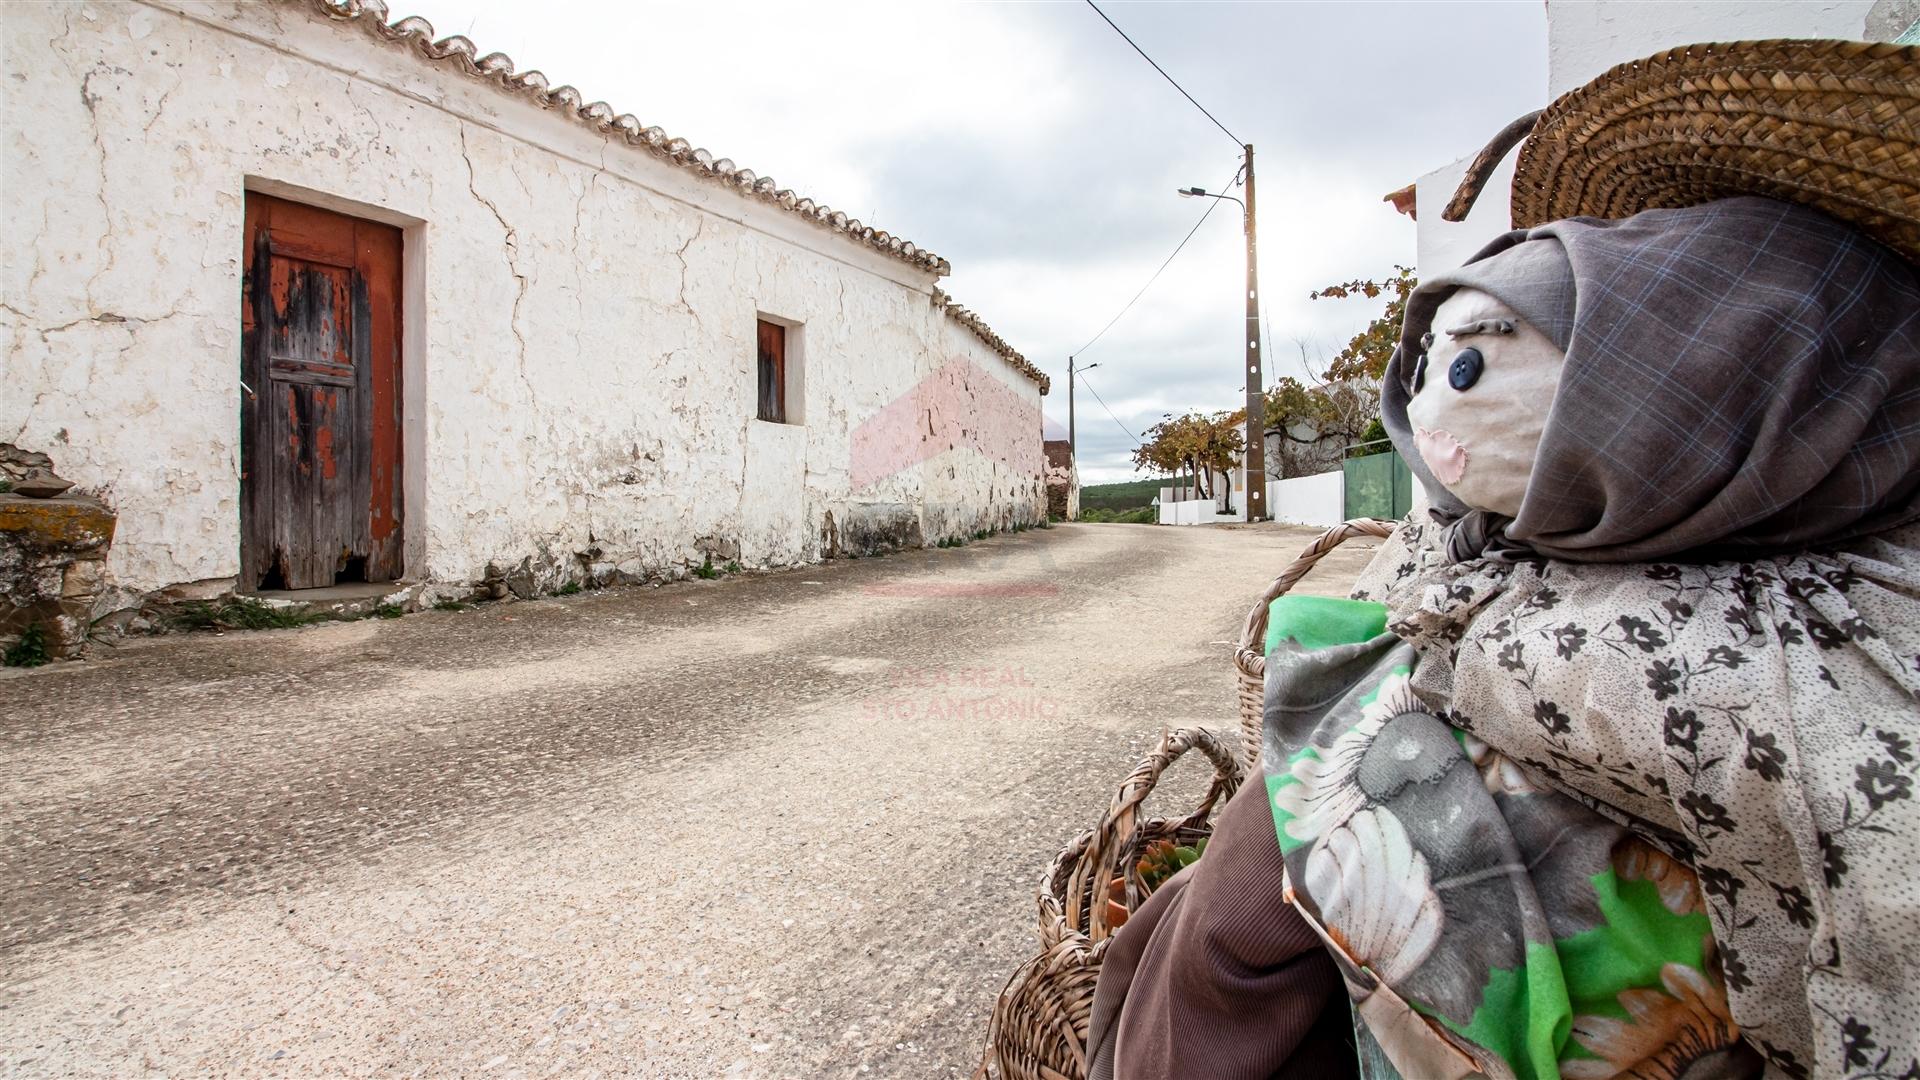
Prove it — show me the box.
[240,178,427,589]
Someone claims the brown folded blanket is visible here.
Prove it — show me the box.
[1085,774,1359,1080]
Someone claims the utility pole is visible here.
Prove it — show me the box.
[1067,356,1097,473]
[1241,144,1267,522]
[1068,356,1077,465]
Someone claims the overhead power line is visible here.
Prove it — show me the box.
[1085,0,1243,149]
[1072,161,1245,358]
[1077,373,1139,445]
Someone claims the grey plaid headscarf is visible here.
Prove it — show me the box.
[1384,196,1920,563]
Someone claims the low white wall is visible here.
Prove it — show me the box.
[1156,479,1245,526]
[1154,467,1345,528]
[2,0,1046,597]
[1267,471,1346,529]
[1158,500,1241,527]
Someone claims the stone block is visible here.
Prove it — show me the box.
[2,493,117,661]
[0,495,116,553]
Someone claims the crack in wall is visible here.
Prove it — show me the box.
[566,142,606,369]
[78,65,128,314]
[342,78,382,168]
[670,212,712,412]
[5,307,191,444]
[459,121,534,405]
[140,65,183,137]
[672,216,705,319]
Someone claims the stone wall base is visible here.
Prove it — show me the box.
[0,494,117,662]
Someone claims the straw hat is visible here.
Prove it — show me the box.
[1445,39,1920,264]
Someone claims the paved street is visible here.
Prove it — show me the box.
[1,522,1376,1078]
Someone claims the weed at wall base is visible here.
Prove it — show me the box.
[4,624,50,667]
[167,597,326,632]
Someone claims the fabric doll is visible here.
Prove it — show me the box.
[1346,194,1920,1080]
[1087,36,1920,1080]
[1402,286,1563,520]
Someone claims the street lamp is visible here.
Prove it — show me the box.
[1177,145,1267,522]
[1177,186,1239,207]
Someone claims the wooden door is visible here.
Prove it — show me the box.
[241,193,403,590]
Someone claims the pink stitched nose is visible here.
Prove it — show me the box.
[1414,426,1468,486]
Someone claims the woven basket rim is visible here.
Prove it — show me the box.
[1447,38,1920,264]
[979,727,1243,1080]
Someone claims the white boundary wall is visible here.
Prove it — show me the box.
[1155,469,1347,528]
[1267,471,1346,529]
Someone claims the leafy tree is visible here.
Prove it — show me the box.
[1263,371,1379,449]
[1249,269,1416,474]
[1352,416,1389,454]
[1133,410,1244,501]
[1309,265,1416,382]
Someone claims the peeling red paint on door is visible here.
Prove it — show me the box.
[241,193,403,590]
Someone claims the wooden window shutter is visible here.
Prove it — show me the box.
[757,319,786,423]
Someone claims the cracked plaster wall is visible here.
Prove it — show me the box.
[3,0,1045,597]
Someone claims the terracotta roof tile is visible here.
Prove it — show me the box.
[309,0,951,275]
[1384,182,1417,220]
[934,289,1049,395]
[306,1,1046,391]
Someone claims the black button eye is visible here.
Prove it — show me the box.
[1412,353,1427,393]
[1449,347,1484,391]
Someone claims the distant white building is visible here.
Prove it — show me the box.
[3,0,1051,608]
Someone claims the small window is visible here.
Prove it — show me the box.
[757,319,786,423]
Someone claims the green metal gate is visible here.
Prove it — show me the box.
[1342,449,1414,522]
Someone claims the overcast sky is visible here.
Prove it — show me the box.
[397,0,1549,483]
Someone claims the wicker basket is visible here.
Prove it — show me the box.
[979,726,1245,1080]
[1232,519,1398,769]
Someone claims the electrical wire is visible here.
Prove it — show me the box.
[1085,0,1243,149]
[1071,161,1244,358]
[1077,373,1139,444]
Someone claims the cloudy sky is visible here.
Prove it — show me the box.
[398,0,1549,483]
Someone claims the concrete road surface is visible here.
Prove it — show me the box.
[1,522,1378,1078]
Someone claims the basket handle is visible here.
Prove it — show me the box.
[1235,518,1398,674]
[1234,518,1399,766]
[1441,109,1544,223]
[1066,726,1244,944]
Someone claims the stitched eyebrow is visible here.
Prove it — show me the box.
[1444,318,1515,338]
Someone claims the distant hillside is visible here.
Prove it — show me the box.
[1080,478,1170,512]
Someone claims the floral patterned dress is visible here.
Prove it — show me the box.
[1261,604,1752,1080]
[1344,521,1920,1079]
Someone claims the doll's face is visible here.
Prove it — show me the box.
[1404,288,1565,518]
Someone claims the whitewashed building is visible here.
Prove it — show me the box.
[1411,0,1919,283]
[2,0,1050,608]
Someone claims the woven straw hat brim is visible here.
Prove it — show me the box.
[1447,39,1920,264]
